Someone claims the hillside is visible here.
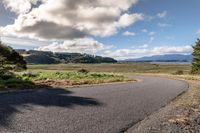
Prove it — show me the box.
[123,54,193,62]
[16,50,117,64]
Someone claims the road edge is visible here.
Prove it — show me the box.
[124,75,190,133]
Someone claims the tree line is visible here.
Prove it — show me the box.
[16,50,117,64]
[0,40,200,74]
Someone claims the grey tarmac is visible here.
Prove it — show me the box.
[0,75,188,133]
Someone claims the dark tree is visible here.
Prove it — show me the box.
[0,41,27,73]
[191,39,200,74]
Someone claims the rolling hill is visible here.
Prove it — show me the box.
[16,50,117,64]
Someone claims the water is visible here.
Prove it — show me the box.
[149,62,191,65]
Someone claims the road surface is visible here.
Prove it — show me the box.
[0,75,188,133]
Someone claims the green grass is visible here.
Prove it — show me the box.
[0,63,193,91]
[0,70,132,91]
[0,76,34,91]
[19,71,132,85]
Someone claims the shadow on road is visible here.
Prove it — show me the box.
[0,87,102,127]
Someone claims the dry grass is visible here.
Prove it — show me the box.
[28,63,191,74]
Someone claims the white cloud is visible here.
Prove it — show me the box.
[104,45,192,59]
[148,32,156,36]
[2,0,48,14]
[157,11,167,18]
[141,29,148,33]
[36,38,112,54]
[1,36,48,47]
[158,23,171,27]
[140,44,148,48]
[1,0,144,40]
[196,29,200,35]
[123,31,136,36]
[139,44,149,48]
[117,13,144,28]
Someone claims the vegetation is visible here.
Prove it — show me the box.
[191,39,200,74]
[18,70,132,87]
[0,42,130,90]
[16,49,117,64]
[0,41,33,90]
[0,41,26,72]
[28,63,191,74]
[173,70,184,75]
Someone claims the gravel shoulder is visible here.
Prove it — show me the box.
[126,74,200,133]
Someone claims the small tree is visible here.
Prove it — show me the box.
[0,41,27,76]
[191,39,200,74]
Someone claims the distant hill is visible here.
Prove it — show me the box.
[15,50,117,64]
[123,54,193,62]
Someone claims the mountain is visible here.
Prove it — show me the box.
[123,54,193,62]
[15,50,117,64]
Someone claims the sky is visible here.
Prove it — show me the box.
[0,0,200,59]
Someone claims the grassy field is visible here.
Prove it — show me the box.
[28,63,191,74]
[18,70,132,87]
[0,63,192,91]
[0,68,133,91]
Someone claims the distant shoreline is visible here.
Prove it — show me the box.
[149,62,191,65]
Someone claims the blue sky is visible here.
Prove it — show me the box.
[0,0,199,59]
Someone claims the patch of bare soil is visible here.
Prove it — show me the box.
[34,79,97,87]
[35,79,72,87]
[126,75,200,133]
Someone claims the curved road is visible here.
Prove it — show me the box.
[0,75,188,133]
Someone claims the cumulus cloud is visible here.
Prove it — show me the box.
[104,45,192,59]
[123,31,136,36]
[1,36,48,47]
[36,38,113,54]
[2,0,47,14]
[1,0,143,40]
[118,13,143,28]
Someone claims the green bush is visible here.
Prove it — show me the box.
[78,69,89,74]
[174,70,184,75]
[20,71,39,78]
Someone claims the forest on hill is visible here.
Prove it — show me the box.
[16,49,117,64]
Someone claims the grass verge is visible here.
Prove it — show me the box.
[0,70,134,91]
[0,75,34,91]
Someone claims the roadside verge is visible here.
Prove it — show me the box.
[126,74,200,133]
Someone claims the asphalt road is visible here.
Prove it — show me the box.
[0,75,188,133]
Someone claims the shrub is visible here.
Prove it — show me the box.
[21,71,39,78]
[174,70,184,75]
[78,69,89,74]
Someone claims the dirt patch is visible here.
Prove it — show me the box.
[34,79,93,87]
[35,79,72,87]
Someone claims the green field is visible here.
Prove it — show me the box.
[0,63,192,91]
[28,63,191,74]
